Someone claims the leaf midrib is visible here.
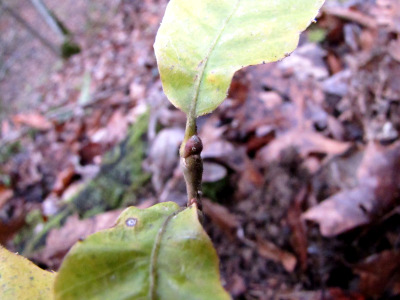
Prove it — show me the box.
[189,0,241,116]
[149,207,186,299]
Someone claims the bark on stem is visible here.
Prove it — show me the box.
[180,117,203,209]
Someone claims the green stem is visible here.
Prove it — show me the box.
[180,115,196,156]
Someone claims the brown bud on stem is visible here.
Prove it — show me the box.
[181,135,203,209]
[183,135,203,158]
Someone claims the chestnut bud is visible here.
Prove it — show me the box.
[183,135,203,158]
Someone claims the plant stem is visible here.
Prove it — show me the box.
[180,114,203,209]
[180,115,196,156]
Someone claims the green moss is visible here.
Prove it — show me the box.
[307,26,327,43]
[0,141,20,187]
[202,177,230,203]
[13,209,45,254]
[72,112,151,217]
[16,112,151,254]
[61,39,81,59]
[0,141,21,165]
[21,208,70,256]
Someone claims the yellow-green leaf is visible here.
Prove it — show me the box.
[154,0,325,116]
[54,202,230,300]
[0,246,55,300]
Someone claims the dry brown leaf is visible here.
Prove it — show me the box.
[202,140,235,161]
[91,110,129,145]
[236,157,264,198]
[303,141,400,236]
[158,167,187,206]
[202,162,227,183]
[199,114,227,147]
[12,113,52,131]
[129,82,145,101]
[0,200,26,244]
[1,120,12,137]
[37,199,155,268]
[203,199,239,237]
[145,127,184,193]
[287,187,308,271]
[327,52,343,74]
[0,186,13,210]
[373,0,400,33]
[79,142,103,164]
[279,44,329,80]
[257,128,350,163]
[389,38,400,62]
[256,238,297,272]
[225,274,246,298]
[354,250,400,298]
[52,165,76,196]
[37,210,122,268]
[58,120,84,144]
[303,186,373,237]
[278,288,365,300]
[323,6,378,29]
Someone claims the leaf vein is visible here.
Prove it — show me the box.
[148,207,186,300]
[189,0,241,116]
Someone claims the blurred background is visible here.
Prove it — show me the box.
[1,0,400,299]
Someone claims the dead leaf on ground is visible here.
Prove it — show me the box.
[303,141,400,236]
[203,199,239,237]
[12,113,52,131]
[200,114,227,148]
[373,0,400,33]
[389,37,400,62]
[354,250,400,298]
[158,167,187,205]
[225,274,246,298]
[0,186,13,210]
[203,162,227,183]
[256,237,297,273]
[323,6,378,29]
[202,140,239,167]
[287,187,308,271]
[278,44,329,81]
[0,199,26,244]
[12,151,43,193]
[144,127,184,194]
[91,110,129,145]
[38,210,123,268]
[79,142,103,164]
[236,157,264,199]
[58,119,84,144]
[278,288,365,300]
[37,199,156,268]
[257,128,351,163]
[52,165,76,196]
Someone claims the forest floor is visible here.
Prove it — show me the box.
[1,0,400,299]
